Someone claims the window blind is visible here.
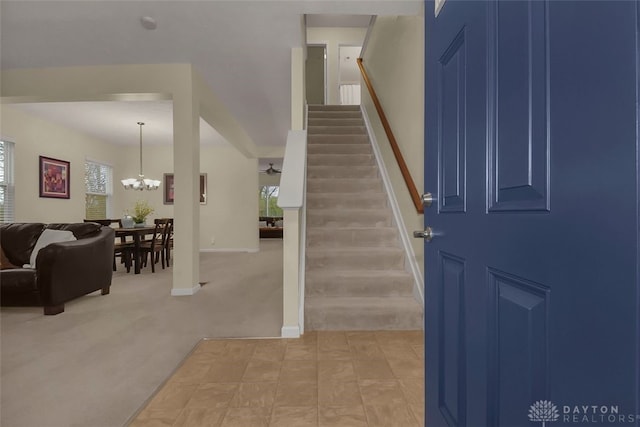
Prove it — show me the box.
[0,141,15,223]
[85,160,112,220]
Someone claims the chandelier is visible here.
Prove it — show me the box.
[121,122,161,191]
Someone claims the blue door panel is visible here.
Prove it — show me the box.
[488,0,549,212]
[487,269,549,427]
[424,1,639,426]
[439,252,467,426]
[438,29,467,213]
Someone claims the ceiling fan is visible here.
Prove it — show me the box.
[261,163,282,175]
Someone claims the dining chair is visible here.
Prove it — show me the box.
[139,218,171,272]
[84,219,133,272]
[163,218,174,267]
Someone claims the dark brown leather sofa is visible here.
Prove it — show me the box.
[0,223,115,315]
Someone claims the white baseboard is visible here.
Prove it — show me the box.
[200,248,259,253]
[361,105,425,306]
[171,284,201,296]
[281,326,301,338]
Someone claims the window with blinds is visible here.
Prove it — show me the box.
[0,141,15,223]
[85,160,112,220]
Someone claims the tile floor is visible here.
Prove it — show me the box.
[129,330,424,427]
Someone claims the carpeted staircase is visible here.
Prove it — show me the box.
[304,104,423,330]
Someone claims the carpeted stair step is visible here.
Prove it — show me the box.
[308,110,362,119]
[304,105,423,332]
[305,270,415,297]
[306,247,405,271]
[308,105,360,111]
[306,227,399,248]
[307,126,367,135]
[307,178,383,194]
[308,143,372,155]
[306,192,387,209]
[307,209,392,228]
[307,165,379,179]
[308,118,364,127]
[305,297,423,331]
[308,135,370,145]
[308,154,375,166]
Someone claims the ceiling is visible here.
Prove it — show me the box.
[12,101,229,147]
[0,1,422,163]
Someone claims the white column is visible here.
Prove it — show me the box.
[171,85,201,295]
[281,209,300,337]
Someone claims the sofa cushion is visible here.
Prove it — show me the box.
[0,268,39,294]
[46,223,102,239]
[0,247,19,270]
[27,229,77,269]
[0,223,46,266]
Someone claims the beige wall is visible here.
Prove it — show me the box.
[306,27,367,105]
[0,104,124,222]
[119,144,259,251]
[199,146,259,251]
[259,173,281,187]
[1,104,259,251]
[361,15,425,279]
[291,48,306,130]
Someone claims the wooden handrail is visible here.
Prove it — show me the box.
[357,58,424,214]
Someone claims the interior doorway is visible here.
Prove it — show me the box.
[338,45,362,105]
[306,45,326,105]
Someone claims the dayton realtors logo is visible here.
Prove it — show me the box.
[529,401,560,426]
[529,401,640,425]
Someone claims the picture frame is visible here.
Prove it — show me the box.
[163,173,207,205]
[39,156,70,199]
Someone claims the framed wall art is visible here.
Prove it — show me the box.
[163,173,207,205]
[39,156,70,199]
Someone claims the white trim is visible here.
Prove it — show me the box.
[359,16,377,59]
[278,130,307,209]
[361,105,424,306]
[281,326,300,338]
[299,105,309,334]
[171,284,201,296]
[200,248,259,253]
[0,136,16,144]
[84,156,114,168]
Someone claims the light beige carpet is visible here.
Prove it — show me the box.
[0,240,283,427]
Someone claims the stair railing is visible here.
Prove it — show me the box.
[357,58,424,214]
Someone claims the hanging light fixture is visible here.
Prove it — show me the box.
[121,122,161,191]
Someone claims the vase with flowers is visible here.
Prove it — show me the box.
[131,199,154,227]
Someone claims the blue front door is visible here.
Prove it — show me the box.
[424,1,639,426]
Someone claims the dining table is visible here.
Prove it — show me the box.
[114,226,157,274]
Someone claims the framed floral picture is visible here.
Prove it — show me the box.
[163,173,207,205]
[39,156,70,199]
